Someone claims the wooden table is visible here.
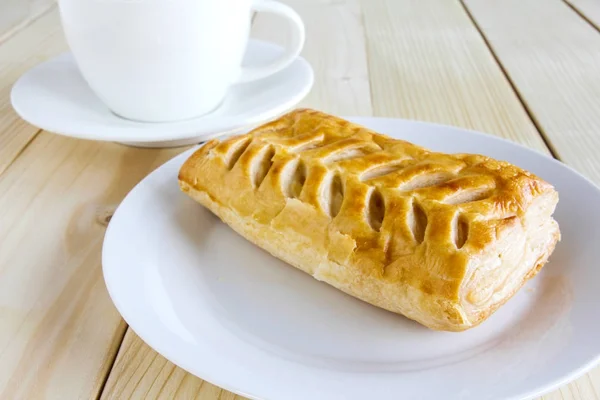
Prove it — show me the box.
[2,0,600,398]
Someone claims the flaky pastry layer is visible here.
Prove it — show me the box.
[178,109,560,331]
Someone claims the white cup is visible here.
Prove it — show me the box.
[57,0,305,122]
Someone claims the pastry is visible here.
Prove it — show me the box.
[178,108,560,331]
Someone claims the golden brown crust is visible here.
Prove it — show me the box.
[178,108,560,331]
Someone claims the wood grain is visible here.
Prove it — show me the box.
[0,133,186,399]
[566,0,600,31]
[0,7,66,176]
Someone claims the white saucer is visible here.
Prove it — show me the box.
[10,40,314,148]
[103,117,600,400]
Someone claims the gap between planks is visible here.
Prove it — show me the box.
[458,0,559,159]
[94,322,129,400]
[0,2,57,45]
[1,128,43,174]
[564,0,600,33]
[0,7,68,177]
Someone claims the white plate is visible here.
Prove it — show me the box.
[10,40,313,148]
[102,117,600,400]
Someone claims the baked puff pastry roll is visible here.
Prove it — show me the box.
[178,109,560,331]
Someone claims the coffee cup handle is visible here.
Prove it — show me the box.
[237,0,305,83]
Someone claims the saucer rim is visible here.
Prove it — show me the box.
[10,39,314,144]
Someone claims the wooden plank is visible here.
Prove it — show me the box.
[461,1,600,398]
[0,133,186,399]
[463,0,600,184]
[566,0,600,31]
[360,0,548,152]
[100,0,372,398]
[0,7,67,176]
[100,331,246,400]
[252,0,373,116]
[0,0,55,43]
